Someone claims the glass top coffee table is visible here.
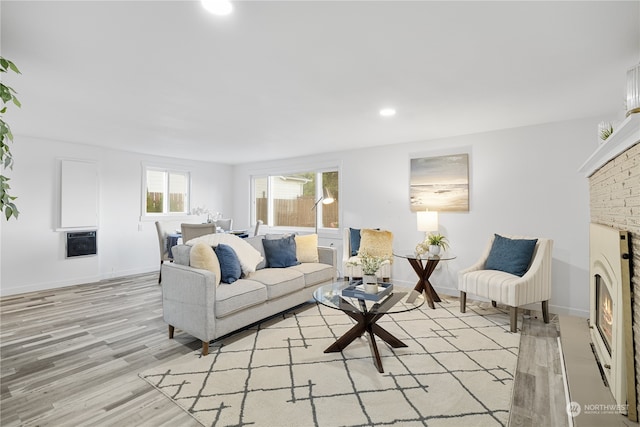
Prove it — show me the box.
[313,281,424,373]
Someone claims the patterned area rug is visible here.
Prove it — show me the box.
[140,298,520,427]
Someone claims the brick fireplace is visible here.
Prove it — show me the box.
[580,113,640,419]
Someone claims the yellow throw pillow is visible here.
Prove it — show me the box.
[190,242,222,286]
[295,234,319,263]
[359,229,393,259]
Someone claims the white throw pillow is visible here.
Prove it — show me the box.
[189,243,221,286]
[186,233,264,274]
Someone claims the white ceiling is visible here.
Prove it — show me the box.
[2,1,639,165]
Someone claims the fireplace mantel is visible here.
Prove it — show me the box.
[578,113,640,178]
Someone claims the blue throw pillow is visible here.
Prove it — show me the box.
[214,244,242,283]
[262,235,299,268]
[349,228,361,256]
[485,234,538,277]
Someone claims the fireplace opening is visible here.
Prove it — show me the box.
[595,275,613,356]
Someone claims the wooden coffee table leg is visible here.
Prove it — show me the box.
[365,324,384,373]
[325,309,410,373]
[324,315,366,353]
[372,323,407,348]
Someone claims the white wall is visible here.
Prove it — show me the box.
[0,136,233,296]
[1,117,600,316]
[234,117,600,317]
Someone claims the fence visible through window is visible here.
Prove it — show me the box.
[256,196,338,228]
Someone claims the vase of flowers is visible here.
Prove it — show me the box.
[357,252,388,293]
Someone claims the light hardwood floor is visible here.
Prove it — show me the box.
[1,272,566,426]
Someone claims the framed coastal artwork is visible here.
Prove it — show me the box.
[410,153,469,212]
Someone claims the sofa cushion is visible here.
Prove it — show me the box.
[246,268,304,299]
[245,236,267,270]
[214,244,242,284]
[295,234,319,263]
[215,279,268,318]
[289,262,334,287]
[459,269,523,306]
[187,233,264,274]
[190,243,221,286]
[485,234,538,277]
[262,235,299,268]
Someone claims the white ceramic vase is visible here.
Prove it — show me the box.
[429,245,441,256]
[362,274,378,293]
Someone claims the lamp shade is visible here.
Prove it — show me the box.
[417,211,438,232]
[322,188,335,205]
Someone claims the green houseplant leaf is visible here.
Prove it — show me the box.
[0,56,21,220]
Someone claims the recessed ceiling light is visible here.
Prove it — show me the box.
[379,108,396,117]
[201,0,233,16]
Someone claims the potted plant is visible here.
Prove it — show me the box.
[355,252,388,293]
[426,233,449,255]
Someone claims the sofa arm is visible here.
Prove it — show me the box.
[161,263,217,347]
[318,245,337,268]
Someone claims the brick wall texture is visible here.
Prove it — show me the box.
[589,141,640,415]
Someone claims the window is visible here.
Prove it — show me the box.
[143,166,190,216]
[253,169,339,231]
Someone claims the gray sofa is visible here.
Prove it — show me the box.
[161,235,337,355]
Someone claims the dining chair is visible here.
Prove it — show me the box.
[154,221,173,283]
[215,218,233,232]
[181,223,216,244]
[254,220,263,236]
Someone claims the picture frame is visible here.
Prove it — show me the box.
[410,153,469,212]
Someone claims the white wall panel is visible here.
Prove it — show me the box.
[60,159,98,229]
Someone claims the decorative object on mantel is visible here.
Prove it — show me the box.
[598,121,614,142]
[578,113,640,177]
[626,62,640,117]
